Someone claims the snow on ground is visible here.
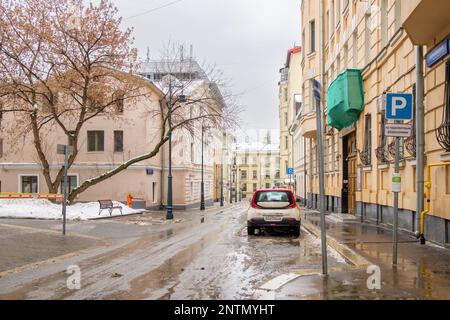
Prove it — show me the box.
[0,199,144,221]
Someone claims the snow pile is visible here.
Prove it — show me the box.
[0,199,144,220]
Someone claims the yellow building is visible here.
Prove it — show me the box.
[235,146,281,199]
[298,0,450,245]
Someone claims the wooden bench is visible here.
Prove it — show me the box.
[98,200,123,216]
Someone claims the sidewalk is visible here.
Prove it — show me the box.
[273,208,450,299]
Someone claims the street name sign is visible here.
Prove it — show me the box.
[57,144,74,155]
[386,93,413,120]
[385,123,412,137]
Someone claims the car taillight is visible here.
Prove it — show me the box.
[251,202,262,209]
[286,203,298,209]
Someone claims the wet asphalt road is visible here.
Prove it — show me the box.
[0,204,345,300]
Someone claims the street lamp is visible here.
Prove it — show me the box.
[166,88,187,220]
[166,82,174,220]
[200,124,206,211]
[220,132,225,207]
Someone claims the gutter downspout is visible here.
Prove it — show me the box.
[415,45,425,242]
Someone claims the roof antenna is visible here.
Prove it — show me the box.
[146,47,150,63]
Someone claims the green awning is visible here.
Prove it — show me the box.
[326,69,364,131]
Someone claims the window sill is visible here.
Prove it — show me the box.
[87,151,105,154]
[378,163,389,170]
[440,152,450,162]
[363,165,373,172]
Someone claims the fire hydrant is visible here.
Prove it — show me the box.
[127,194,133,208]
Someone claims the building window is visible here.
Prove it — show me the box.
[331,0,335,31]
[344,44,348,70]
[436,60,450,151]
[336,0,341,25]
[191,142,194,162]
[114,131,124,153]
[360,114,372,165]
[394,0,402,31]
[302,28,306,60]
[285,112,288,126]
[376,113,389,163]
[152,182,157,203]
[266,183,271,189]
[285,136,289,149]
[309,20,316,53]
[380,0,388,47]
[253,183,257,192]
[253,170,257,179]
[20,175,38,193]
[326,10,330,41]
[265,171,271,179]
[0,139,3,158]
[353,31,358,68]
[68,131,76,147]
[364,16,370,65]
[337,54,341,75]
[87,131,104,152]
[113,90,125,114]
[241,170,247,180]
[60,175,78,194]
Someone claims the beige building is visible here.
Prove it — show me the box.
[279,47,303,189]
[0,59,229,210]
[234,144,281,200]
[298,0,450,245]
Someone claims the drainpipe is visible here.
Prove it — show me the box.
[415,46,425,242]
[304,138,307,206]
[309,138,314,208]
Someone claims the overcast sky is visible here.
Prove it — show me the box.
[111,0,301,135]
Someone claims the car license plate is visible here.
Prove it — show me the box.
[264,216,283,222]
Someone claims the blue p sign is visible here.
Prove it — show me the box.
[386,93,413,120]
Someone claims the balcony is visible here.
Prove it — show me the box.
[299,111,317,139]
[403,0,450,45]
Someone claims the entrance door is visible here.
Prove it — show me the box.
[347,154,357,215]
[342,132,357,215]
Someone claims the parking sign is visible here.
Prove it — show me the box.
[386,93,413,120]
[287,168,294,175]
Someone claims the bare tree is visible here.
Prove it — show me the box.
[0,0,239,203]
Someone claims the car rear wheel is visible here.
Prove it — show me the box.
[247,227,255,236]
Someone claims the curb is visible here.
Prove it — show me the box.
[302,219,372,268]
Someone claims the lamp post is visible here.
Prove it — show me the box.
[220,132,225,207]
[200,124,206,211]
[166,82,174,220]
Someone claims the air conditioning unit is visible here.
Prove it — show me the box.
[377,94,386,113]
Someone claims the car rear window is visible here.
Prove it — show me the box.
[255,191,293,204]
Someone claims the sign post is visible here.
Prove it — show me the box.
[313,81,328,276]
[385,93,413,266]
[57,144,73,236]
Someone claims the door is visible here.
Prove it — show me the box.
[347,154,357,215]
[342,132,357,215]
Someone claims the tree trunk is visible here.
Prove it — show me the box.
[67,137,168,204]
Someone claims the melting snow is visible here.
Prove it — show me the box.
[0,199,144,221]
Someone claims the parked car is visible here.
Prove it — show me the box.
[247,189,301,236]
